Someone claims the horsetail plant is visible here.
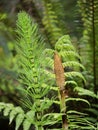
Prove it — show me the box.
[15,11,63,130]
[54,51,68,130]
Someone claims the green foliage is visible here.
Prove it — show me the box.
[0,13,18,103]
[55,35,86,88]
[44,34,86,92]
[0,102,25,130]
[15,11,62,129]
[0,11,90,130]
[77,0,98,93]
[75,3,98,129]
[42,0,63,46]
[0,1,98,130]
[16,11,54,100]
[54,35,94,129]
[67,110,97,130]
[45,35,94,129]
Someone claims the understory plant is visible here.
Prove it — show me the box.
[0,11,98,130]
[0,13,18,103]
[77,0,98,93]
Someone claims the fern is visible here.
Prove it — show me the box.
[45,35,86,88]
[55,35,85,88]
[42,0,63,46]
[77,0,98,93]
[84,103,98,130]
[45,35,94,129]
[75,0,98,126]
[0,102,25,130]
[0,9,97,130]
[74,87,98,98]
[16,11,92,130]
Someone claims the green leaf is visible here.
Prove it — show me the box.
[41,113,62,125]
[63,61,85,70]
[23,119,32,130]
[9,107,24,124]
[65,81,78,86]
[67,110,88,116]
[65,71,86,83]
[3,104,14,116]
[66,98,90,106]
[74,87,97,98]
[15,113,25,130]
[0,102,5,111]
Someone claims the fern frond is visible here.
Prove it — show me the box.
[67,110,96,130]
[66,98,90,106]
[65,81,78,87]
[65,71,86,83]
[55,35,81,61]
[54,35,86,88]
[41,113,62,125]
[63,61,85,70]
[15,113,25,130]
[23,118,32,130]
[60,51,81,61]
[9,106,24,124]
[84,103,98,129]
[77,0,98,93]
[0,102,25,130]
[42,0,63,46]
[74,87,97,98]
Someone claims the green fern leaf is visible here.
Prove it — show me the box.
[65,71,86,83]
[0,102,6,111]
[9,107,24,124]
[66,98,90,106]
[23,119,32,130]
[41,113,62,126]
[42,1,63,45]
[3,104,14,116]
[15,113,25,130]
[63,61,85,70]
[74,87,97,98]
[67,110,88,116]
[86,108,98,117]
[60,51,81,61]
[65,81,78,87]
